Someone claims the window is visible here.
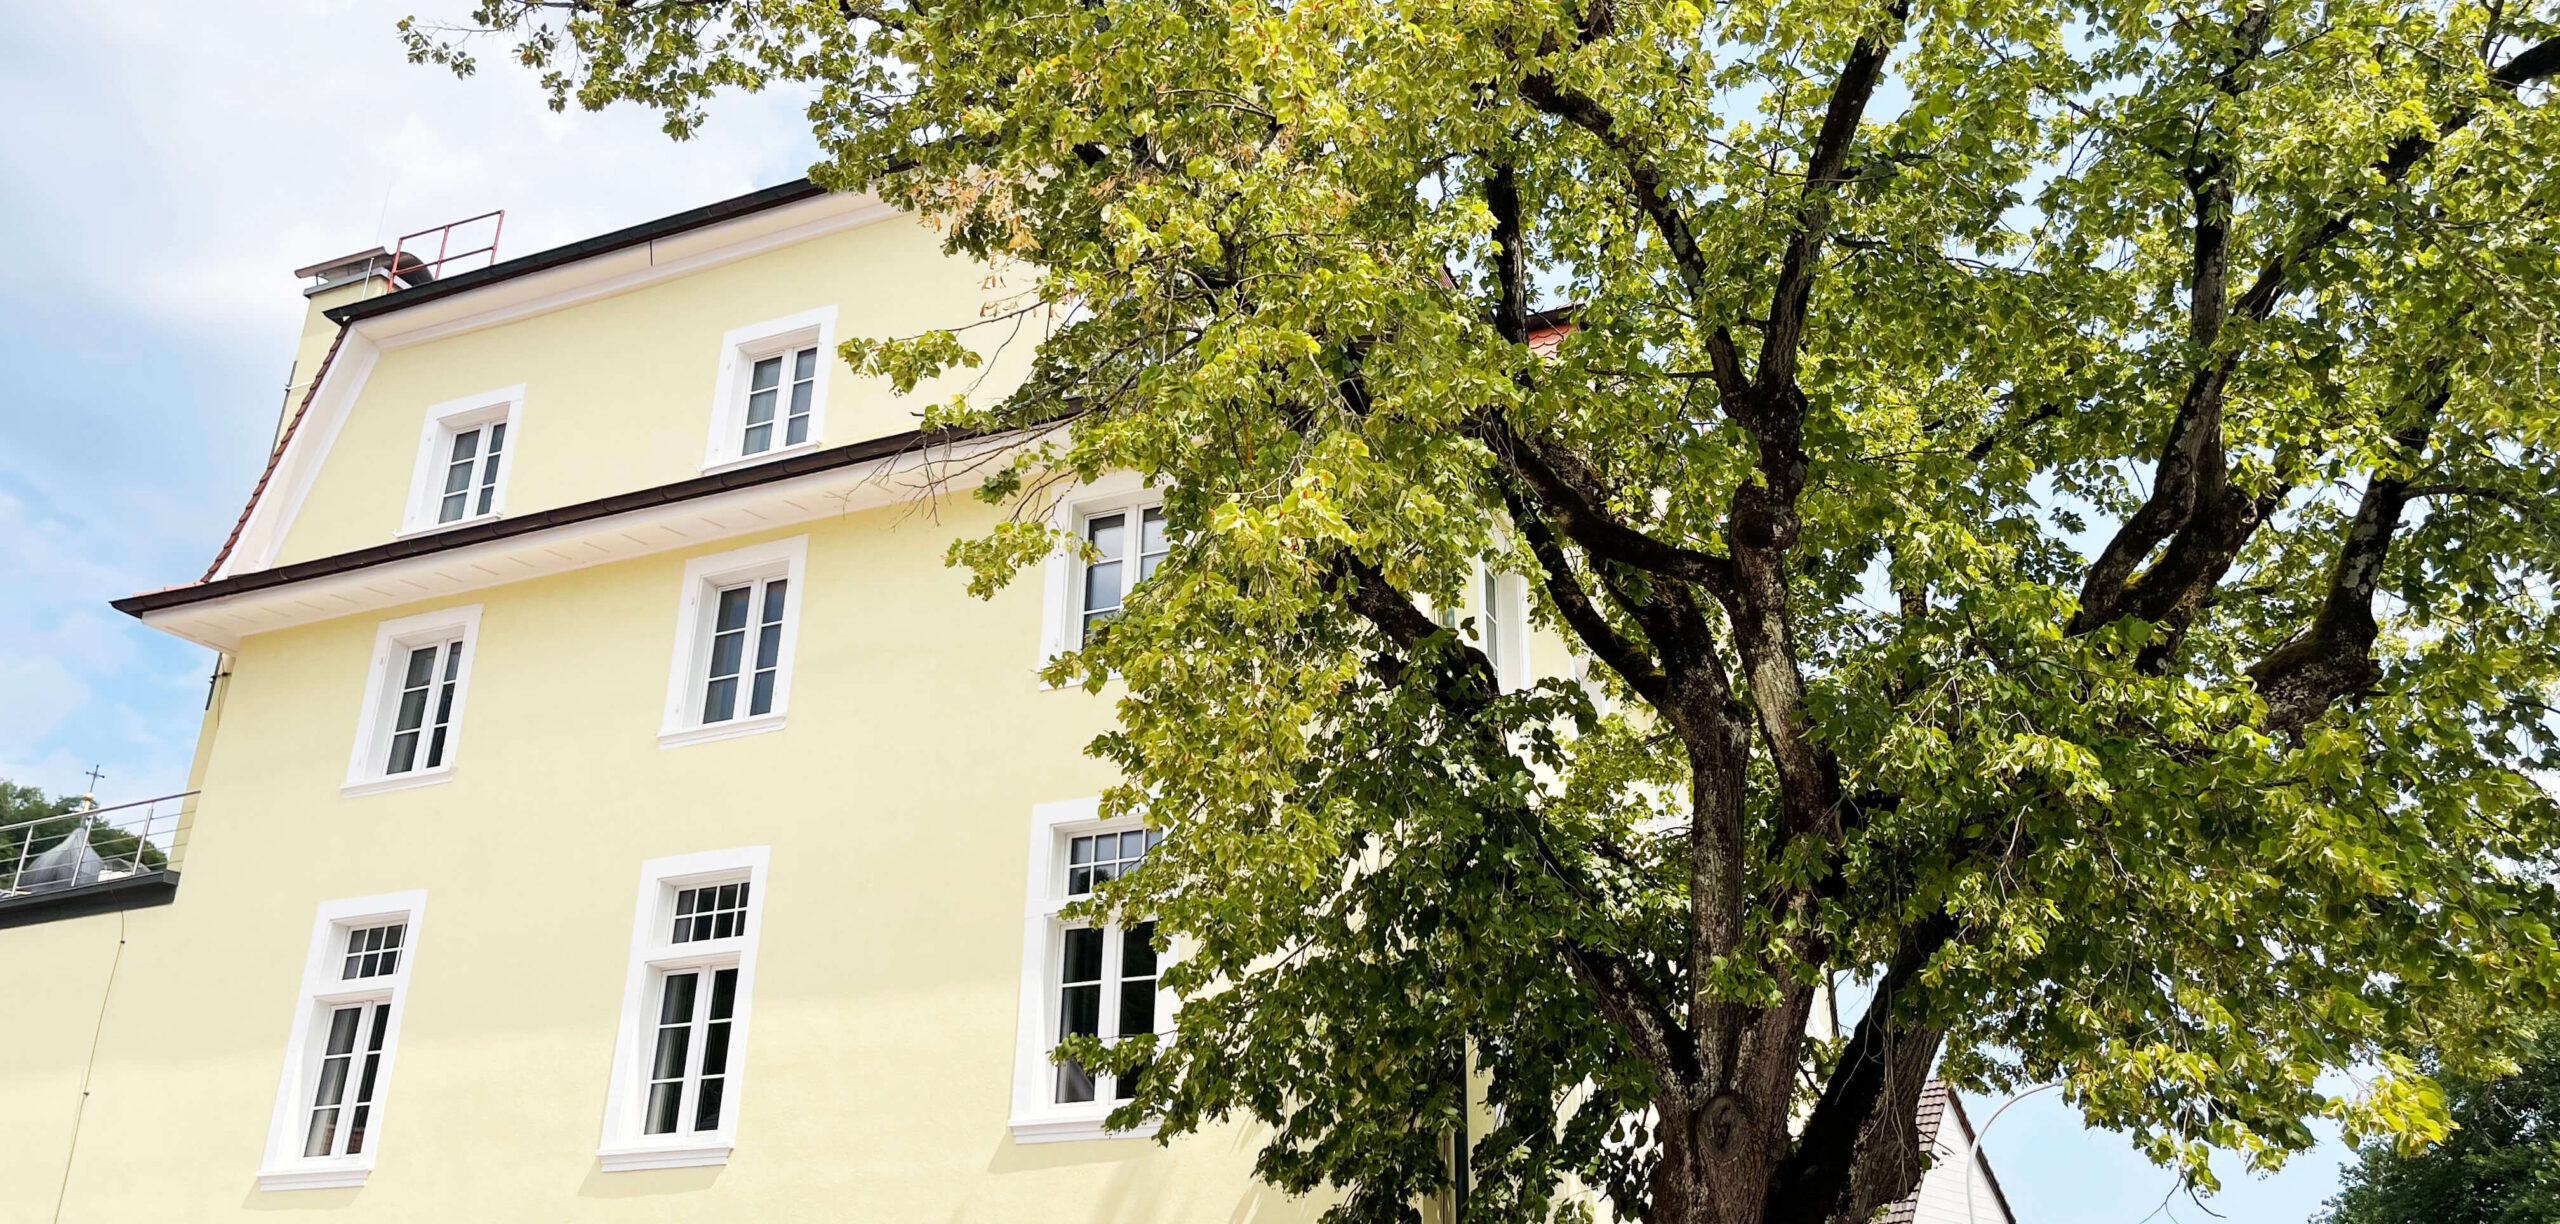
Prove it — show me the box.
[704,307,835,471]
[341,922,406,979]
[400,386,523,534]
[343,606,481,796]
[699,577,788,725]
[1077,505,1169,644]
[1424,562,1529,693]
[599,846,770,1171]
[1010,798,1168,1142]
[672,882,751,943]
[432,421,508,524]
[660,537,806,748]
[1036,473,1170,668]
[741,347,818,457]
[259,892,427,1191]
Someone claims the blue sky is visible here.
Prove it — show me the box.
[0,3,2358,1219]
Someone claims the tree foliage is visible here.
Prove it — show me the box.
[2321,1023,2560,1224]
[410,1,2560,1221]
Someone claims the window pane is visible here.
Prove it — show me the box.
[322,1006,362,1062]
[742,421,773,455]
[1082,560,1123,614]
[1061,927,1104,986]
[708,966,739,1020]
[786,377,813,422]
[448,428,481,464]
[691,1075,725,1133]
[302,1107,341,1159]
[748,669,777,718]
[751,355,782,391]
[1121,922,1159,982]
[1069,835,1093,865]
[709,628,747,677]
[758,580,788,629]
[345,1104,374,1156]
[1138,506,1169,582]
[701,677,738,724]
[714,586,752,634]
[1055,1055,1097,1104]
[657,972,699,1032]
[745,386,778,427]
[1118,977,1156,1038]
[402,645,437,689]
[644,1082,684,1136]
[1087,513,1125,561]
[793,347,817,382]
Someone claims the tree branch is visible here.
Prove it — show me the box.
[2075,32,2560,644]
[2250,374,2452,736]
[1762,909,1957,1224]
[1754,0,1913,395]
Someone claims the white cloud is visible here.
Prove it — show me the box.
[0,0,818,349]
[0,0,815,803]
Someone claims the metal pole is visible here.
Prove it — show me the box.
[1963,1082,2057,1224]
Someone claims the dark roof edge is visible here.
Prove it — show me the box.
[116,425,974,618]
[1937,1087,2021,1224]
[324,178,831,325]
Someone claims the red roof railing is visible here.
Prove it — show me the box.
[389,209,505,289]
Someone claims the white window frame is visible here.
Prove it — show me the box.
[257,890,428,1191]
[1418,561,1531,693]
[1475,564,1532,692]
[658,536,807,749]
[398,385,524,535]
[701,307,836,473]
[342,605,482,797]
[1009,796,1168,1144]
[597,846,771,1171]
[1035,471,1167,671]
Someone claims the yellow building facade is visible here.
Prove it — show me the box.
[1,180,2009,1224]
[0,183,1430,1222]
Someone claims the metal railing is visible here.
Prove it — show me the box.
[0,791,195,899]
[389,209,505,288]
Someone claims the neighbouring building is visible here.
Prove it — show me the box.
[0,180,2013,1224]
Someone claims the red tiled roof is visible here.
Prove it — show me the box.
[196,324,347,585]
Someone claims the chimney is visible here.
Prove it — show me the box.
[270,249,428,444]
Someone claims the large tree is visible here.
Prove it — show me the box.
[412,2,2560,1221]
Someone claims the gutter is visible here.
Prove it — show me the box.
[115,424,985,618]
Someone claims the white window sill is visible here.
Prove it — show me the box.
[256,1164,372,1191]
[657,714,787,750]
[394,512,502,540]
[597,1140,733,1172]
[700,442,822,477]
[341,768,454,799]
[1007,1111,1161,1145]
